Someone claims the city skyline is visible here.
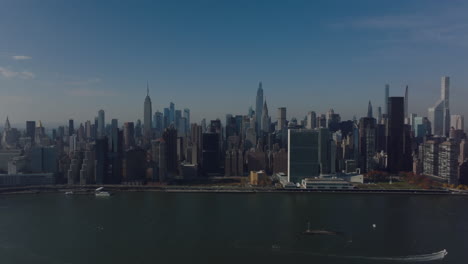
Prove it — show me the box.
[0,2,467,263]
[1,1,468,125]
[0,78,465,132]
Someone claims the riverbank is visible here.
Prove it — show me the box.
[0,184,460,195]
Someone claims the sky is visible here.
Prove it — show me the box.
[1,0,468,129]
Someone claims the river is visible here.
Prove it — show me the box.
[0,192,465,263]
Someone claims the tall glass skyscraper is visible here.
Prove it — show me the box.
[287,129,319,183]
[387,97,405,173]
[97,110,105,138]
[169,102,175,125]
[183,108,190,132]
[163,108,170,129]
[428,76,450,137]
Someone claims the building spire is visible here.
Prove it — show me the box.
[147,81,149,96]
[367,100,373,118]
[4,116,10,130]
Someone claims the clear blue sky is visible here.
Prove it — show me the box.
[1,0,467,128]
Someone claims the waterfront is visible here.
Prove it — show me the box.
[0,192,466,263]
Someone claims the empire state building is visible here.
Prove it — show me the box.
[144,82,152,139]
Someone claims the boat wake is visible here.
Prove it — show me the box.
[235,242,448,263]
[276,249,448,262]
[335,249,448,262]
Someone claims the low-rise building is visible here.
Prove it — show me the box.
[249,170,267,186]
[301,178,355,190]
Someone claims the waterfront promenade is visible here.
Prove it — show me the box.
[0,184,458,195]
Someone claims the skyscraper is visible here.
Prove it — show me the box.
[175,110,182,131]
[202,132,221,175]
[69,119,74,136]
[248,106,254,118]
[404,85,409,119]
[183,108,190,132]
[326,110,341,132]
[2,116,16,149]
[439,141,459,184]
[110,127,123,184]
[123,122,135,149]
[97,109,105,138]
[135,119,142,138]
[359,117,376,173]
[451,115,464,131]
[287,129,319,183]
[306,111,316,129]
[95,136,108,184]
[255,82,263,134]
[163,108,170,129]
[26,121,36,144]
[163,126,178,177]
[84,121,92,139]
[154,111,163,133]
[318,128,331,174]
[144,82,152,139]
[261,100,270,133]
[385,84,390,115]
[277,107,286,130]
[413,117,428,139]
[169,102,175,125]
[386,97,406,173]
[94,117,98,138]
[367,101,373,118]
[428,76,450,137]
[124,148,146,184]
[377,106,382,124]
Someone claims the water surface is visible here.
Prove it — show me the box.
[0,192,465,263]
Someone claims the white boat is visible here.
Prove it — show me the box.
[65,191,73,195]
[95,191,111,197]
[95,187,111,197]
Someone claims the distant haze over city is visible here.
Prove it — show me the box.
[1,0,468,126]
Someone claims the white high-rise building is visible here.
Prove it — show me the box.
[428,76,450,137]
[277,107,286,131]
[451,115,464,131]
[306,111,316,129]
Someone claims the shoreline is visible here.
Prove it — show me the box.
[0,184,463,196]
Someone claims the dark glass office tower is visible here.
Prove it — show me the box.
[69,119,74,136]
[26,121,36,143]
[386,97,405,173]
[123,122,135,150]
[202,133,220,175]
[109,128,123,184]
[162,126,178,177]
[95,136,109,185]
[359,117,377,173]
